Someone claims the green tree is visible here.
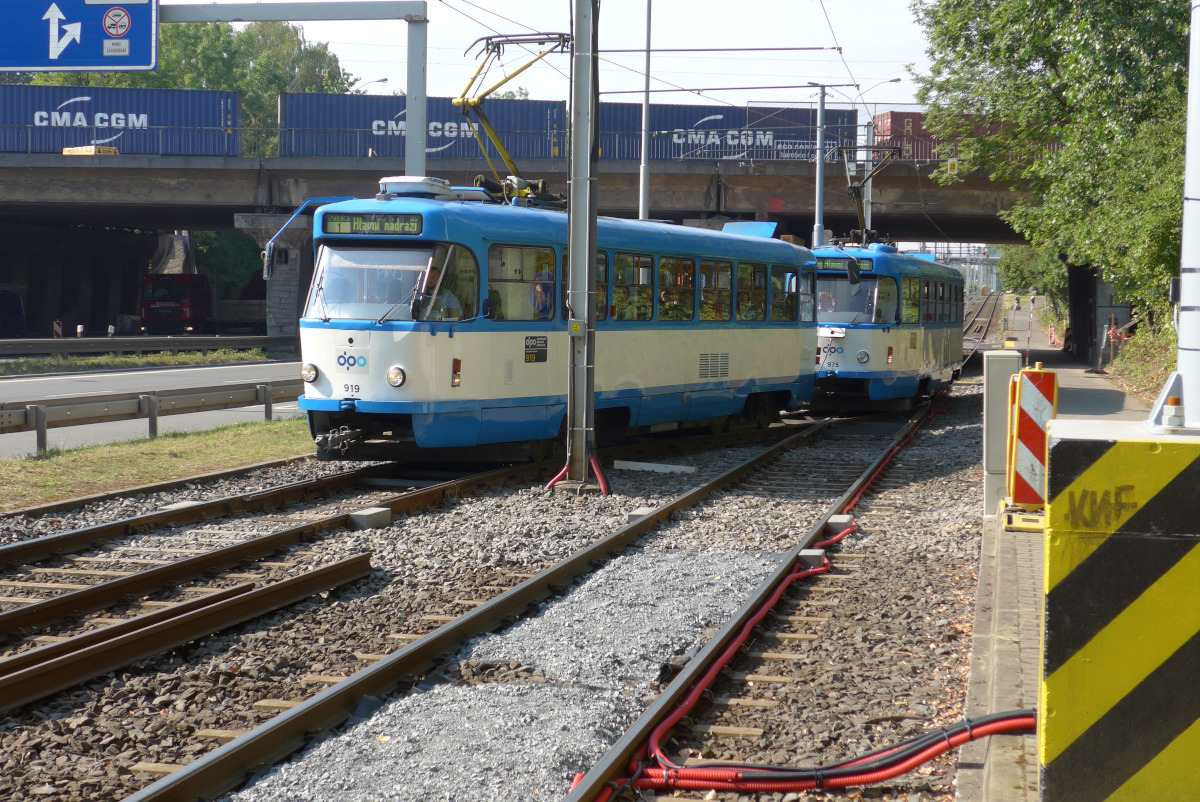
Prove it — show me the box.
[998,244,1068,309]
[911,0,1190,316]
[234,21,354,154]
[193,230,264,300]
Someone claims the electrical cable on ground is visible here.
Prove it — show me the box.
[570,398,1035,796]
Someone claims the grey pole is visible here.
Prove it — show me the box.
[566,0,598,482]
[638,0,651,220]
[1176,0,1200,426]
[405,12,428,177]
[159,2,429,169]
[1149,0,1200,429]
[864,119,875,232]
[811,85,826,248]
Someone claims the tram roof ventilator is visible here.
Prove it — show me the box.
[377,175,456,201]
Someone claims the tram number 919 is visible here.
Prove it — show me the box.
[343,383,361,394]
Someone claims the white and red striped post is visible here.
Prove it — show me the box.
[1008,362,1058,510]
[52,320,62,338]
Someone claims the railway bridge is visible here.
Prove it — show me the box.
[0,154,1030,337]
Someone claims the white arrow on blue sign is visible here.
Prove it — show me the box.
[2,0,158,72]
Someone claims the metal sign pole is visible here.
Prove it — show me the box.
[566,0,597,484]
[811,84,826,248]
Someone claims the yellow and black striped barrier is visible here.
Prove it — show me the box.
[1042,429,1200,800]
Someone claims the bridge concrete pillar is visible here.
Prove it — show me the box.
[234,213,313,337]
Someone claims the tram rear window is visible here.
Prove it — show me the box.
[322,213,423,235]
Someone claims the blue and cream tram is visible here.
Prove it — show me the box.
[811,243,963,407]
[296,177,820,460]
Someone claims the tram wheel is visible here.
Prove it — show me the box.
[527,438,553,462]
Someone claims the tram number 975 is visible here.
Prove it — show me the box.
[343,383,360,394]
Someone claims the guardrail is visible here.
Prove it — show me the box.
[0,335,298,358]
[0,381,304,453]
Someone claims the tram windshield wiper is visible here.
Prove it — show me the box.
[314,278,332,322]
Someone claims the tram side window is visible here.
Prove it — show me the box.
[613,253,654,321]
[658,257,696,321]
[901,277,921,324]
[698,260,732,321]
[922,279,932,323]
[873,277,900,324]
[560,251,609,322]
[736,263,768,321]
[938,282,947,322]
[769,265,799,322]
[487,245,556,321]
[956,285,963,322]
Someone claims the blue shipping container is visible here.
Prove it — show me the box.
[278,94,566,161]
[745,106,858,162]
[596,103,858,162]
[0,85,241,156]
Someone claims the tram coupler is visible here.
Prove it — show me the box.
[315,426,364,458]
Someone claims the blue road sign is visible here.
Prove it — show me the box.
[1,0,158,71]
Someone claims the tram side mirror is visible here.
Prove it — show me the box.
[481,298,497,320]
[846,257,863,296]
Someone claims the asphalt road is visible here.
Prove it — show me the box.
[0,362,305,459]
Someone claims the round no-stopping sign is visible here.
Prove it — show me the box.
[104,8,131,38]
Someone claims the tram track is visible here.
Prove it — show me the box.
[100,401,967,802]
[962,291,1003,363]
[0,421,840,801]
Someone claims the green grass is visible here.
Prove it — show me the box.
[1107,326,1176,403]
[0,349,276,376]
[0,418,314,513]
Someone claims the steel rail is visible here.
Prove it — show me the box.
[0,555,372,713]
[963,290,994,335]
[563,403,932,802]
[0,463,388,567]
[0,520,338,639]
[120,419,834,802]
[0,584,255,679]
[963,292,1005,364]
[0,421,802,566]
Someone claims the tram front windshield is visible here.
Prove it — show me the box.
[306,247,432,322]
[816,275,898,325]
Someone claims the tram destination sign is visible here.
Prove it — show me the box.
[323,213,423,235]
[1,0,159,72]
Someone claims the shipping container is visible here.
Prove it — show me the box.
[597,102,857,162]
[278,94,566,161]
[872,111,942,160]
[596,101,642,161]
[745,106,858,162]
[0,85,241,156]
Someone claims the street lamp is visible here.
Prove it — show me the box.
[352,77,389,93]
[858,78,901,232]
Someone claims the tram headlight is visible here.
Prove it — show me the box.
[856,350,870,364]
[300,363,319,382]
[387,366,407,387]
